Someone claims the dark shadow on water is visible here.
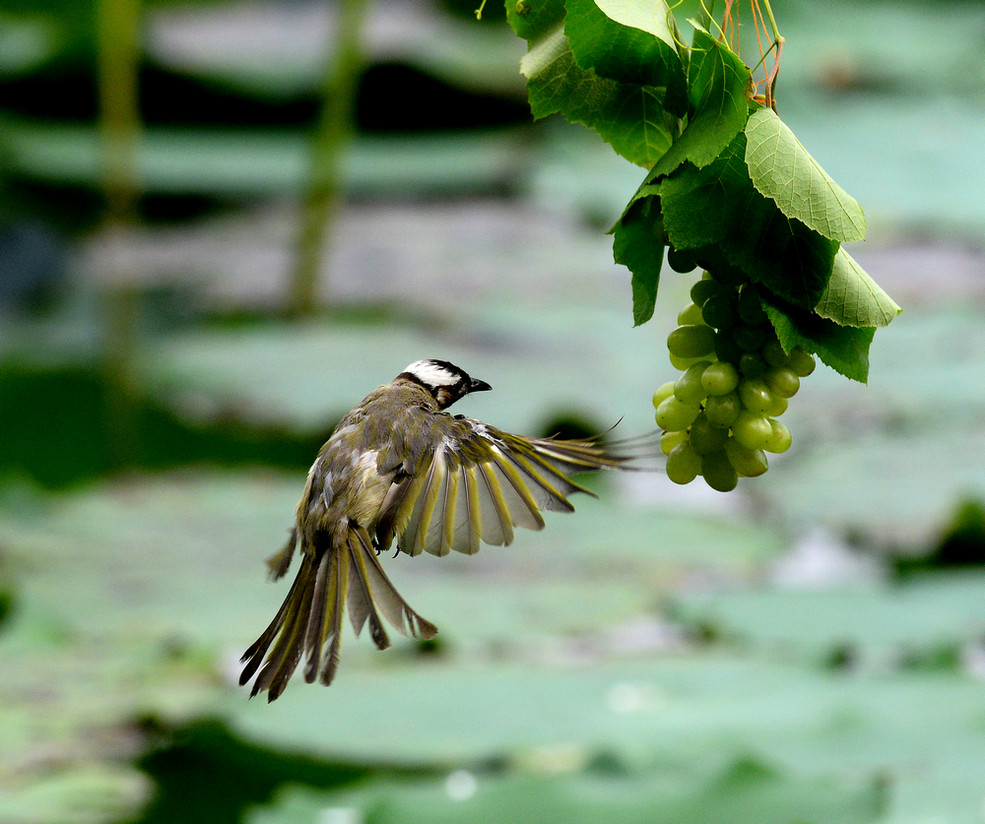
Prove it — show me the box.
[0,365,330,489]
[121,717,371,824]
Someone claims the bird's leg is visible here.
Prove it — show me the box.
[368,535,386,557]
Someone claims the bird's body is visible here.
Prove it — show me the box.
[240,360,633,700]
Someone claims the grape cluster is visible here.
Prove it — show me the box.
[652,249,816,492]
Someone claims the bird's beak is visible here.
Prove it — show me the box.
[469,378,492,393]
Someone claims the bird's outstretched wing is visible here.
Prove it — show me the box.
[241,417,636,700]
[376,419,633,558]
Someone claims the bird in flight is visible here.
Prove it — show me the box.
[240,359,637,700]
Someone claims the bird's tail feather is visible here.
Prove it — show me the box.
[240,525,437,701]
[347,527,438,642]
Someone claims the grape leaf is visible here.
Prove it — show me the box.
[763,299,875,383]
[611,198,664,325]
[593,0,678,45]
[659,134,838,309]
[731,206,839,311]
[745,107,866,243]
[615,29,750,190]
[657,139,749,249]
[521,31,674,167]
[564,0,687,115]
[677,25,752,169]
[505,0,566,43]
[815,247,902,328]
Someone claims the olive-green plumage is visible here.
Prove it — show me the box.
[240,360,632,700]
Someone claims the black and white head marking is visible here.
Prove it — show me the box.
[396,359,492,410]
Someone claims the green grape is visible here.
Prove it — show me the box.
[736,286,767,325]
[739,353,767,378]
[667,324,716,359]
[655,395,700,431]
[714,329,743,365]
[761,339,789,367]
[660,429,689,456]
[725,439,769,477]
[655,275,809,490]
[701,361,740,395]
[652,380,677,409]
[666,442,702,484]
[704,392,741,428]
[732,323,769,352]
[689,278,720,307]
[765,366,800,399]
[667,247,697,273]
[669,352,715,371]
[674,362,711,405]
[764,418,792,453]
[677,302,706,326]
[701,293,738,329]
[705,260,746,288]
[738,378,773,414]
[701,449,738,492]
[689,412,728,455]
[733,410,773,449]
[765,392,788,417]
[788,347,816,377]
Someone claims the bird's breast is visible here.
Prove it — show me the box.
[296,389,445,540]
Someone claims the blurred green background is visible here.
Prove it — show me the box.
[2,0,985,822]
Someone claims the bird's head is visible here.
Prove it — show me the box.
[396,359,492,410]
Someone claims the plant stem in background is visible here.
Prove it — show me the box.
[288,0,371,317]
[96,0,142,468]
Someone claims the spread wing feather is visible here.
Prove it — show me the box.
[497,448,578,513]
[439,456,460,556]
[389,420,631,558]
[454,463,482,554]
[474,459,515,547]
[487,445,546,531]
[402,451,445,556]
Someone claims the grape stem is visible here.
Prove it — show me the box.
[722,0,785,110]
[759,0,784,110]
